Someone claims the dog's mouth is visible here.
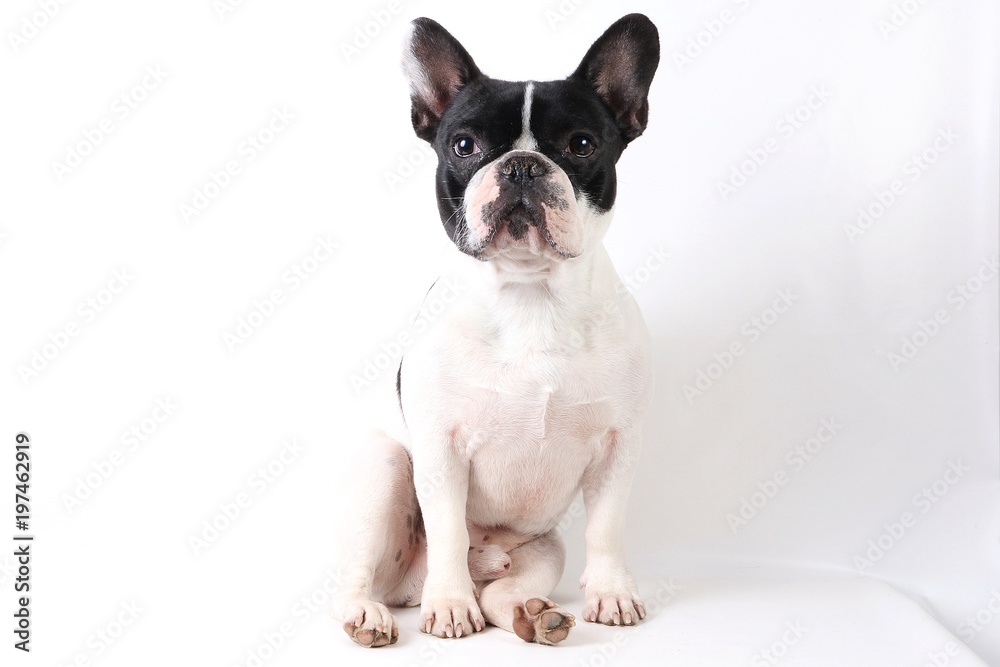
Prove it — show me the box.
[502,202,538,240]
[472,197,576,261]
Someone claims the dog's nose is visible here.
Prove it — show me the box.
[500,153,549,185]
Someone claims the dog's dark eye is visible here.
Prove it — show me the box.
[568,135,596,158]
[453,136,480,157]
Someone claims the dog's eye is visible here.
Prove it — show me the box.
[568,135,596,158]
[453,136,480,157]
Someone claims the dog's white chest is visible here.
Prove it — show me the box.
[399,251,652,533]
[460,381,611,533]
[433,311,632,531]
[463,348,615,442]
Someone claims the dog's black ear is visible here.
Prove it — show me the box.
[572,14,660,144]
[402,18,481,142]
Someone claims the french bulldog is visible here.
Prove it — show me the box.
[333,13,660,647]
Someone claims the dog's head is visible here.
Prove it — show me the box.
[402,14,659,264]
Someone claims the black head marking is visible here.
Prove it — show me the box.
[401,15,659,255]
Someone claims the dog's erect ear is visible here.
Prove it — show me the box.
[402,18,481,143]
[572,14,660,144]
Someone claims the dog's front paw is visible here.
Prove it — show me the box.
[581,569,645,626]
[582,590,645,626]
[338,598,399,647]
[420,593,484,638]
[512,597,576,645]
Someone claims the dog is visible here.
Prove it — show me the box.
[332,13,660,647]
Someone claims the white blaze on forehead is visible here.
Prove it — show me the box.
[512,82,538,151]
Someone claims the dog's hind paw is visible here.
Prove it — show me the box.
[512,597,575,645]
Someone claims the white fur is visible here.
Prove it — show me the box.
[338,108,652,645]
[337,15,657,646]
[336,164,652,643]
[512,82,538,151]
[397,179,653,632]
[400,23,432,109]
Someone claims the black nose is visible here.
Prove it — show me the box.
[500,154,549,185]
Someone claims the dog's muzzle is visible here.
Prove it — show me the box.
[485,152,565,240]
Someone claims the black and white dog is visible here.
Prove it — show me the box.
[333,14,660,647]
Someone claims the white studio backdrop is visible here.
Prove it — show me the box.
[1,1,997,666]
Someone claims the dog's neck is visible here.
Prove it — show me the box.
[483,247,612,299]
[447,244,620,358]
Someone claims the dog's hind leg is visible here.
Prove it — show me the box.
[331,431,425,648]
[477,530,576,645]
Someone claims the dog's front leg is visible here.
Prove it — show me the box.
[413,432,484,638]
[580,425,646,626]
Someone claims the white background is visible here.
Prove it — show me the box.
[1,1,998,665]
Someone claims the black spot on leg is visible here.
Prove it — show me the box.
[395,548,403,562]
[413,509,424,534]
[482,534,490,542]
[396,360,405,423]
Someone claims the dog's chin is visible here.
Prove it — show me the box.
[475,228,567,265]
[494,225,553,255]
[473,211,579,264]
